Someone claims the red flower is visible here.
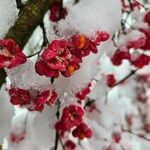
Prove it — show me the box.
[34,89,58,112]
[72,123,92,140]
[64,140,76,150]
[125,114,133,127]
[36,90,58,106]
[9,87,31,106]
[75,83,91,101]
[63,105,84,126]
[9,87,58,112]
[95,31,110,44]
[35,40,71,78]
[10,130,26,144]
[144,11,150,26]
[112,132,121,143]
[140,29,150,50]
[137,93,148,103]
[50,1,67,22]
[127,35,146,49]
[132,54,150,68]
[106,74,116,87]
[0,39,26,69]
[55,105,84,132]
[111,51,131,66]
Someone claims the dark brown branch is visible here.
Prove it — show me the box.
[40,22,49,47]
[5,0,54,49]
[114,69,138,87]
[0,69,7,88]
[54,131,59,150]
[54,100,61,150]
[127,0,134,11]
[59,137,66,150]
[16,0,25,10]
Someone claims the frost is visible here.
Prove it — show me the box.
[5,60,52,91]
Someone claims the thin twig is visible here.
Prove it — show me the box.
[26,49,43,58]
[127,0,134,11]
[54,100,61,150]
[54,131,59,150]
[40,22,49,47]
[59,136,66,150]
[84,98,101,113]
[123,129,150,142]
[114,69,138,87]
[134,0,148,10]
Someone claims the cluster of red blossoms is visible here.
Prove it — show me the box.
[9,87,58,112]
[111,11,150,69]
[111,50,150,69]
[35,31,109,78]
[55,104,92,140]
[64,140,76,150]
[49,0,68,22]
[0,39,26,69]
[75,83,91,101]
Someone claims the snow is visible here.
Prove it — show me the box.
[117,30,146,48]
[58,0,121,37]
[1,0,150,150]
[0,85,14,143]
[5,60,52,91]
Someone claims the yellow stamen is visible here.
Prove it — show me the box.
[78,36,86,49]
[68,65,75,75]
[80,133,85,140]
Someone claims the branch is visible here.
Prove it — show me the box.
[127,0,134,11]
[5,0,54,49]
[54,131,59,150]
[59,137,66,150]
[40,22,49,47]
[16,0,25,10]
[0,0,54,88]
[54,100,61,150]
[123,129,150,142]
[0,69,7,88]
[114,69,138,87]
